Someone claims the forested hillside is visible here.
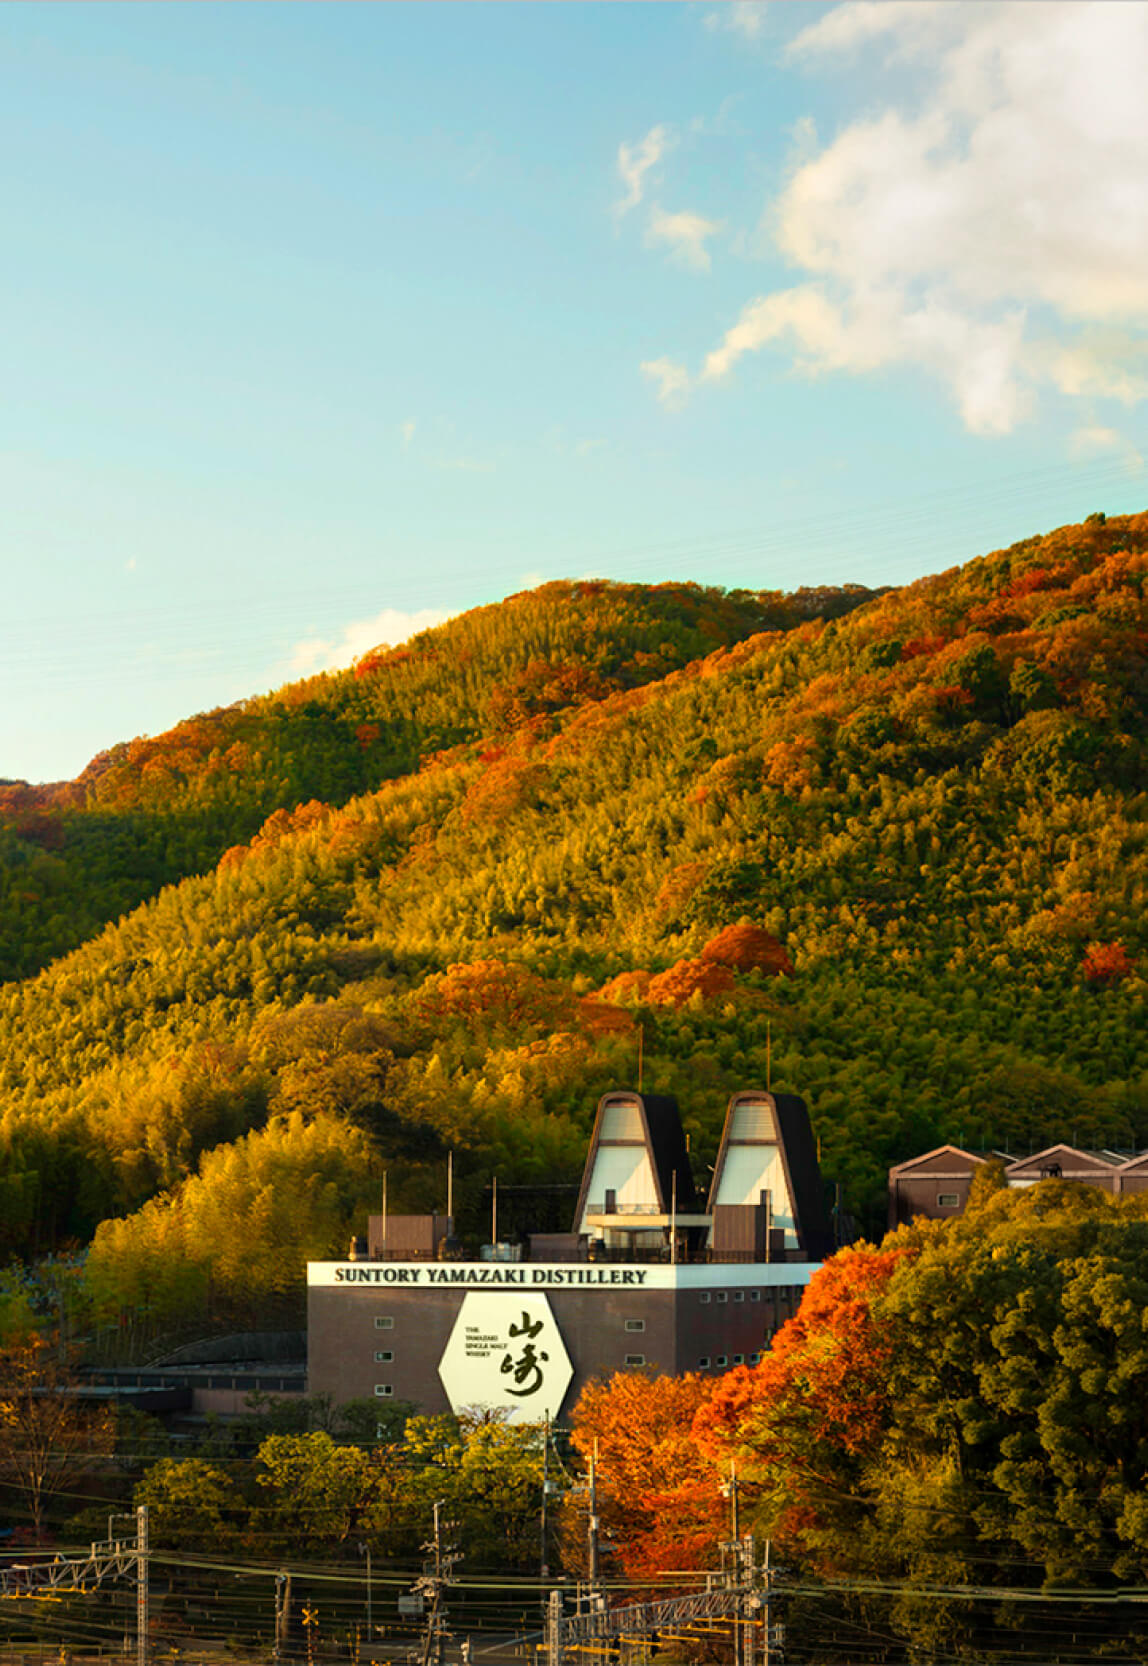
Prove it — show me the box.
[3,512,1148,1336]
[0,580,855,982]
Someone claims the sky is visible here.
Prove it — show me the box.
[3,0,1148,783]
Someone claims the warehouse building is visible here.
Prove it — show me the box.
[888,1141,1148,1228]
[307,1088,832,1421]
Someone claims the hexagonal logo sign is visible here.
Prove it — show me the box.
[438,1291,573,1423]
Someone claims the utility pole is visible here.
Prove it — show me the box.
[762,1538,773,1666]
[547,1589,562,1666]
[416,1500,461,1666]
[721,1468,747,1666]
[588,1447,600,1592]
[359,1542,373,1648]
[274,1571,291,1662]
[540,1415,551,1581]
[135,1505,148,1666]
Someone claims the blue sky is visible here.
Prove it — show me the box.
[3,1,1147,782]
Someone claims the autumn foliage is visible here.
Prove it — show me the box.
[568,1370,726,1579]
[690,1245,912,1568]
[1082,940,1135,984]
[700,922,794,977]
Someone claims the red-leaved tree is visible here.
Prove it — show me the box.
[694,1245,914,1570]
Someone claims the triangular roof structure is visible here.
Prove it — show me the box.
[1005,1144,1119,1180]
[706,1090,832,1260]
[572,1091,696,1235]
[888,1145,988,1179]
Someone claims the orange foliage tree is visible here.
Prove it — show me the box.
[413,960,572,1031]
[693,1245,914,1569]
[1082,940,1135,985]
[568,1370,725,1580]
[644,959,736,1008]
[700,923,794,977]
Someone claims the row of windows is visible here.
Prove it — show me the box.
[376,1300,785,1323]
[373,1292,786,1319]
[700,1289,787,1305]
[698,1352,761,1369]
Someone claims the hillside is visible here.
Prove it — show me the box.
[3,512,1148,1333]
[0,581,869,984]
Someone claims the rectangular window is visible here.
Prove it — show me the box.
[715,1354,728,1368]
[374,1350,393,1363]
[624,1319,646,1333]
[374,1316,394,1330]
[937,1192,960,1207]
[374,1384,393,1398]
[749,1290,761,1302]
[733,1354,745,1365]
[624,1354,646,1367]
[733,1290,744,1303]
[716,1291,728,1304]
[698,1356,711,1368]
[749,1351,761,1365]
[699,1292,711,1305]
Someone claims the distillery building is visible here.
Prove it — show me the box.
[307,1088,833,1422]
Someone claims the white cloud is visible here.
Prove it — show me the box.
[1046,335,1148,406]
[705,3,769,41]
[647,207,722,271]
[288,606,451,678]
[641,357,691,408]
[671,2,1148,432]
[616,126,670,217]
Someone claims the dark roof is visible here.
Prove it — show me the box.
[888,1145,988,1177]
[642,1094,697,1214]
[774,1094,833,1260]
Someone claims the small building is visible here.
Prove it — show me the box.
[889,1141,1148,1227]
[307,1088,832,1421]
[888,1145,990,1229]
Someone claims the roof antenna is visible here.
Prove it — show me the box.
[671,1168,678,1266]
